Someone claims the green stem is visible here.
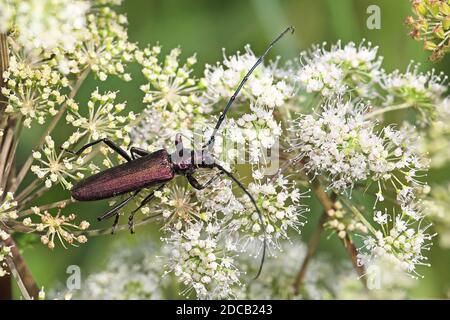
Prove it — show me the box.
[364,103,412,119]
[342,198,377,235]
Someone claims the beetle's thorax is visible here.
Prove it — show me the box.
[170,148,215,174]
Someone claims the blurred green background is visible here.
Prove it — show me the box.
[12,0,450,299]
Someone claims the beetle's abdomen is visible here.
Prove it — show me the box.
[72,149,174,201]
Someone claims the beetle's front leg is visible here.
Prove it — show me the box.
[130,146,150,160]
[186,172,222,190]
[62,138,132,162]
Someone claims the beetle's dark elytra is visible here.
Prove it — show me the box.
[71,149,174,201]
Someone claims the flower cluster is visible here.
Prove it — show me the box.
[150,185,203,229]
[0,244,11,277]
[405,0,450,61]
[289,99,427,198]
[202,45,292,108]
[380,62,448,123]
[133,46,204,151]
[420,97,450,167]
[164,222,241,299]
[0,190,16,278]
[72,240,172,300]
[227,174,308,252]
[358,213,434,278]
[2,47,69,127]
[0,189,18,221]
[23,206,89,249]
[324,201,368,240]
[67,1,137,81]
[296,41,382,98]
[31,136,86,189]
[65,89,135,148]
[0,0,90,51]
[423,183,450,248]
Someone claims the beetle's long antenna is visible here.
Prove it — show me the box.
[204,26,294,150]
[213,163,266,279]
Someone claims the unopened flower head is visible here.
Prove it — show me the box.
[405,0,450,61]
[72,2,136,81]
[325,201,368,239]
[23,206,89,249]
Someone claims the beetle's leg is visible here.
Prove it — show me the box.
[130,146,150,160]
[213,163,266,280]
[62,138,132,162]
[186,172,222,190]
[97,190,141,222]
[111,214,120,235]
[128,184,166,233]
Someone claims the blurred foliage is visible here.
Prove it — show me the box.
[13,0,450,299]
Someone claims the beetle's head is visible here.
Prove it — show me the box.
[170,133,215,174]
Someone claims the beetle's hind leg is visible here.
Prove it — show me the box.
[128,184,166,233]
[97,190,141,222]
[61,138,132,162]
[111,214,120,235]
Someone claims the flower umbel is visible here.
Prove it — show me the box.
[23,206,89,249]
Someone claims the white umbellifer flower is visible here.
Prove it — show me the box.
[65,89,135,147]
[289,98,427,200]
[381,62,448,122]
[164,221,241,299]
[72,241,169,300]
[0,0,90,51]
[337,253,415,299]
[0,190,15,277]
[423,183,450,248]
[236,241,341,299]
[200,173,308,254]
[68,2,136,81]
[358,204,435,279]
[296,40,382,97]
[202,45,293,108]
[420,97,450,168]
[148,185,205,227]
[0,244,12,278]
[133,46,206,151]
[31,136,86,190]
[2,51,69,128]
[24,206,89,249]
[0,189,18,221]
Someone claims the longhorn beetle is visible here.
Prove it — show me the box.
[63,26,294,278]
